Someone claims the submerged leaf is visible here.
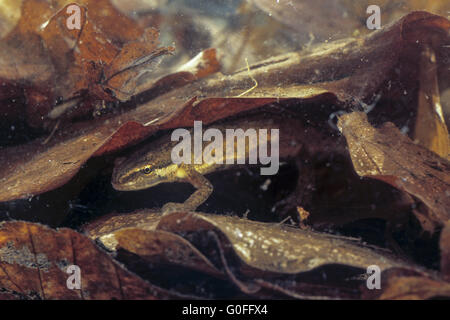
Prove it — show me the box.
[114,228,223,277]
[0,11,448,203]
[0,221,183,299]
[158,212,409,275]
[85,210,430,299]
[414,45,450,159]
[362,269,450,300]
[338,112,450,230]
[0,0,173,126]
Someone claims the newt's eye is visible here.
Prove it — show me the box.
[142,166,152,174]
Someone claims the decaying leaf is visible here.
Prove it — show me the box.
[88,210,222,277]
[0,0,174,127]
[0,87,334,203]
[362,268,450,300]
[0,221,185,299]
[0,3,449,301]
[84,210,432,299]
[115,228,223,277]
[1,11,449,204]
[0,47,223,202]
[380,276,450,299]
[158,212,409,274]
[338,112,450,230]
[414,45,450,159]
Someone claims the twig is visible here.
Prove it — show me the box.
[235,58,258,97]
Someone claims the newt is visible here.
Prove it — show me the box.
[112,115,322,214]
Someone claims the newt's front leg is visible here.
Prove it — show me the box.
[162,164,213,214]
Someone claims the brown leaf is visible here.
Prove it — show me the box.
[380,276,450,299]
[338,112,450,230]
[0,47,221,202]
[157,212,410,275]
[86,210,432,299]
[0,11,448,204]
[39,2,116,101]
[362,269,450,300]
[0,0,173,126]
[83,209,164,239]
[88,210,426,299]
[103,28,175,101]
[0,127,117,202]
[0,221,183,299]
[0,84,332,202]
[114,228,223,277]
[413,45,450,159]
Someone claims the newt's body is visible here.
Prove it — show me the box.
[112,116,310,214]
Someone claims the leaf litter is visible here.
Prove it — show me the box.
[0,1,449,299]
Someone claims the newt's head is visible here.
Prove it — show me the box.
[111,137,180,191]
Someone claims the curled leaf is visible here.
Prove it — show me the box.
[338,112,450,230]
[86,210,429,299]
